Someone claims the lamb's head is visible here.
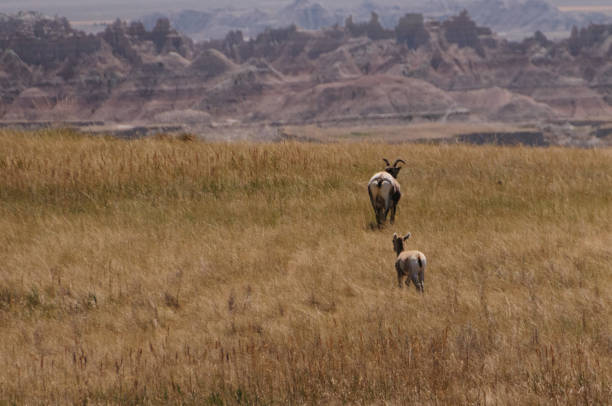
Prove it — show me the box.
[382,158,406,178]
[392,232,411,255]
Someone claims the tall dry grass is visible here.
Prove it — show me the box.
[0,129,611,404]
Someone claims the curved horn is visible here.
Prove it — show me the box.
[403,232,411,241]
[393,159,406,168]
[382,158,390,166]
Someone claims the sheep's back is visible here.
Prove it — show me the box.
[368,172,400,193]
[396,251,426,271]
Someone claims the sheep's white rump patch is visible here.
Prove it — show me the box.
[368,179,393,210]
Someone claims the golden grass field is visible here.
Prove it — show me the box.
[0,129,611,404]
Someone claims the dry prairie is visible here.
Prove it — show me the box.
[0,129,611,405]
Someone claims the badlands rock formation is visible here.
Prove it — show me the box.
[1,11,612,133]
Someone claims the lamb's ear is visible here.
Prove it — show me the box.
[403,233,411,241]
[393,233,398,242]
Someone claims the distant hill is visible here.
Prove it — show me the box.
[463,0,612,39]
[138,0,612,41]
[139,1,345,42]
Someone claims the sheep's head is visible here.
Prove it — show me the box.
[393,232,411,255]
[383,158,406,178]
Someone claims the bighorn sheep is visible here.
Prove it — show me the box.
[393,232,426,292]
[368,158,405,226]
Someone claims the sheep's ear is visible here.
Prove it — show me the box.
[403,233,411,241]
[393,233,398,241]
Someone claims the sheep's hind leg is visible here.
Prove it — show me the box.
[375,208,381,226]
[368,187,377,225]
[389,204,397,225]
[390,192,401,224]
[382,207,390,224]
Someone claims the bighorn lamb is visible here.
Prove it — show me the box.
[368,158,405,225]
[393,232,426,292]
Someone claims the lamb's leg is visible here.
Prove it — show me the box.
[396,264,405,288]
[411,271,423,293]
[389,203,397,224]
[419,270,425,293]
[397,273,405,288]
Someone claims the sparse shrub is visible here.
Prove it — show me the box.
[178,133,196,142]
[0,286,17,310]
[26,287,42,309]
[164,291,180,308]
[85,292,97,309]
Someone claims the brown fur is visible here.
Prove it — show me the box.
[368,158,405,226]
[393,233,426,293]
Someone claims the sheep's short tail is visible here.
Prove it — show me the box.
[377,179,383,187]
[418,256,423,268]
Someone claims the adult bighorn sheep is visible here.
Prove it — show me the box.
[368,158,405,226]
[393,232,426,292]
